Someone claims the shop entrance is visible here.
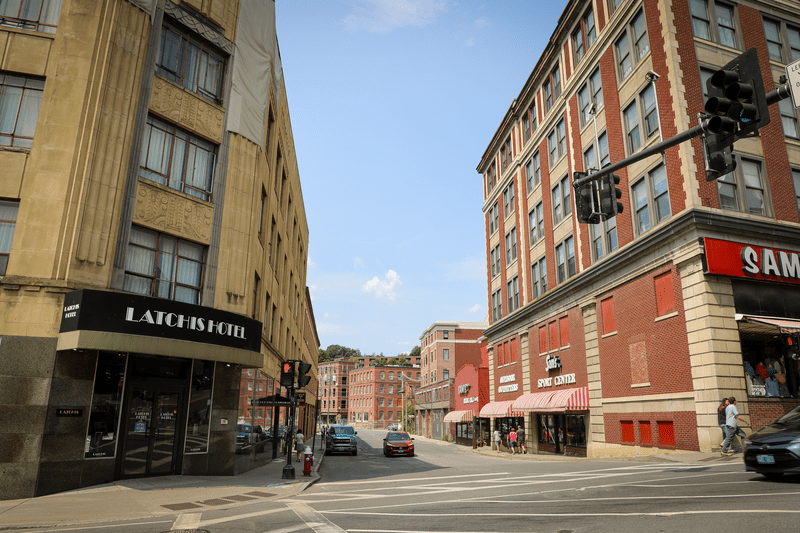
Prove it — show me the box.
[120,383,186,478]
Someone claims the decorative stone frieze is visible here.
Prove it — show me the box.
[150,76,225,143]
[133,180,213,245]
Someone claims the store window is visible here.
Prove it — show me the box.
[741,333,798,398]
[185,359,214,454]
[496,417,524,443]
[85,352,127,459]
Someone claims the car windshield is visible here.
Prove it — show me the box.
[237,424,251,433]
[775,404,800,424]
[332,426,354,435]
[387,432,411,440]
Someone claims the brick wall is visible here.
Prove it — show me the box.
[748,398,800,432]
[604,410,699,450]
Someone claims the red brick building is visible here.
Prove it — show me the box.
[319,359,358,425]
[349,366,419,430]
[446,362,490,446]
[416,321,487,439]
[478,0,800,457]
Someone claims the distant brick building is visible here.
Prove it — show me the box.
[349,365,419,430]
[478,0,800,457]
[415,321,487,439]
[319,359,358,425]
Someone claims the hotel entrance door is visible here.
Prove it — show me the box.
[120,384,185,478]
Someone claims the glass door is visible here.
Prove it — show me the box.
[122,386,183,477]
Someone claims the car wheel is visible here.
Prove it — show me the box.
[325,448,331,456]
[352,449,358,456]
[761,472,783,479]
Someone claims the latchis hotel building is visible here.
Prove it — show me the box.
[0,0,312,499]
[478,0,800,457]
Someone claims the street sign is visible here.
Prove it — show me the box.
[296,392,306,403]
[787,58,800,108]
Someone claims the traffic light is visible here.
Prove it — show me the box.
[280,361,295,388]
[703,47,769,181]
[599,173,624,218]
[783,334,800,361]
[573,172,598,224]
[297,362,312,388]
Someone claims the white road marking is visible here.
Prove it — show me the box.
[287,501,347,533]
[171,512,201,530]
[199,505,289,527]
[322,472,508,486]
[323,509,800,518]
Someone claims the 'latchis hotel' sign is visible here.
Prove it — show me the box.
[703,237,800,285]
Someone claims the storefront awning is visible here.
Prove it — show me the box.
[511,387,589,413]
[736,314,800,334]
[479,401,522,418]
[512,391,557,411]
[443,410,475,423]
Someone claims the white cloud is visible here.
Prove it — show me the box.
[353,257,365,268]
[468,304,481,314]
[464,37,474,47]
[474,18,488,28]
[344,0,447,34]
[361,269,402,301]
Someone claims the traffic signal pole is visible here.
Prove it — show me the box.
[573,83,791,191]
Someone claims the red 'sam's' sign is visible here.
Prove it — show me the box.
[703,237,800,285]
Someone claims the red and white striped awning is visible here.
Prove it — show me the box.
[736,314,800,334]
[511,387,589,413]
[443,410,475,423]
[479,400,523,418]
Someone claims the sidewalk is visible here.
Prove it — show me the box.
[0,442,327,530]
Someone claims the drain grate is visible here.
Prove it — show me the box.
[161,502,203,511]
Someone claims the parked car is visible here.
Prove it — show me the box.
[236,423,256,447]
[325,425,358,456]
[744,403,800,478]
[387,423,401,431]
[383,431,414,457]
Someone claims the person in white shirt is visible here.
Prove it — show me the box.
[721,397,749,456]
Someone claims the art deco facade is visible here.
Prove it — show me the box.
[478,0,800,457]
[0,0,312,499]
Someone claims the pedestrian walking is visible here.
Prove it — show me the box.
[509,427,518,454]
[717,398,729,447]
[721,397,749,456]
[517,426,526,454]
[493,428,501,452]
[294,430,305,460]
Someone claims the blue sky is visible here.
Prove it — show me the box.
[276,1,567,356]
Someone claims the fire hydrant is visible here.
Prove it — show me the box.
[303,446,313,477]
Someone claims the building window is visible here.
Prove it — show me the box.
[443,348,449,360]
[793,169,800,215]
[548,119,566,167]
[0,0,61,33]
[140,115,215,201]
[654,271,676,316]
[716,157,768,216]
[124,226,206,304]
[560,316,570,347]
[690,0,738,49]
[490,244,501,278]
[486,162,496,194]
[502,136,512,171]
[503,182,515,217]
[584,131,610,174]
[590,217,618,262]
[615,9,650,81]
[543,65,561,112]
[492,289,503,322]
[529,202,544,245]
[505,227,517,264]
[601,297,616,335]
[507,276,520,313]
[551,175,571,225]
[574,9,597,64]
[443,369,450,380]
[157,21,226,103]
[522,101,537,143]
[763,17,800,64]
[0,74,44,148]
[555,236,575,284]
[632,164,670,235]
[578,69,603,128]
[488,201,499,234]
[609,0,623,14]
[526,152,541,193]
[532,256,547,298]
[623,84,658,154]
[0,200,19,275]
[779,97,799,139]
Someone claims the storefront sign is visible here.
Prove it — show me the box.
[458,383,471,395]
[462,396,479,404]
[703,238,800,285]
[545,353,562,371]
[537,373,576,389]
[56,408,83,417]
[498,373,518,393]
[60,289,261,352]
